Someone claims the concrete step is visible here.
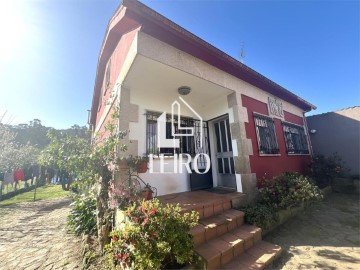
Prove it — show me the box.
[190,209,245,246]
[222,240,282,270]
[194,224,262,269]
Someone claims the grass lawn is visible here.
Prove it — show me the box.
[0,184,69,206]
[1,179,33,195]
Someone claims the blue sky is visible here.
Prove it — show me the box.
[0,0,358,129]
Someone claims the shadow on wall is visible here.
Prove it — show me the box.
[307,109,360,175]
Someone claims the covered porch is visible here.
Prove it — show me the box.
[122,52,245,196]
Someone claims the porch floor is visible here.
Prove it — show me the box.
[157,189,246,219]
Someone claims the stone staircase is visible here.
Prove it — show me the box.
[189,199,282,269]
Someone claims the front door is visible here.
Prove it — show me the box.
[214,116,236,189]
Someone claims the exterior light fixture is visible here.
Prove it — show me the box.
[310,129,317,134]
[178,86,191,95]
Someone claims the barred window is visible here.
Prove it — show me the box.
[254,113,280,155]
[282,122,309,154]
[145,111,208,159]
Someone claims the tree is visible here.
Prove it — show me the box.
[39,130,90,190]
[40,107,128,249]
[63,124,90,140]
[0,124,39,174]
[12,119,51,149]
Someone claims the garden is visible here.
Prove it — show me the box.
[2,110,355,270]
[238,152,355,236]
[239,172,323,234]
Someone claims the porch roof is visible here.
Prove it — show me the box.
[91,0,316,125]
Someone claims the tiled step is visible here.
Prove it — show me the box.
[231,225,262,249]
[180,198,232,219]
[194,225,262,269]
[190,209,245,246]
[222,240,282,270]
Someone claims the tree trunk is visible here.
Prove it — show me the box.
[96,166,112,250]
[39,166,46,186]
[60,170,66,191]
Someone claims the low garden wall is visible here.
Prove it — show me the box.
[238,172,324,237]
[331,177,360,194]
[262,201,305,236]
[0,184,37,201]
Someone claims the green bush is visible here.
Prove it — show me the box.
[106,198,199,270]
[310,153,347,188]
[240,203,277,230]
[67,193,97,235]
[260,172,323,210]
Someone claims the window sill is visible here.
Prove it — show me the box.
[148,154,195,159]
[259,153,281,157]
[287,153,311,156]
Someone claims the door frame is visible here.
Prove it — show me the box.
[208,114,237,190]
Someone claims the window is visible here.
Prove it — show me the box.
[145,111,208,157]
[98,59,111,111]
[98,87,103,111]
[282,122,309,154]
[254,113,279,155]
[104,59,111,95]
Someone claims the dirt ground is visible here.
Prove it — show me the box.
[0,192,358,270]
[0,197,82,270]
[264,192,360,270]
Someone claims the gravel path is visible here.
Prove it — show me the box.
[0,197,82,270]
[265,192,360,270]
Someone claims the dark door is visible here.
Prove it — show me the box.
[190,121,213,190]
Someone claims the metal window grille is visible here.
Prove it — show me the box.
[145,111,209,167]
[254,113,280,154]
[282,123,309,154]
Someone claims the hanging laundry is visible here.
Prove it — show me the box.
[24,167,33,180]
[3,172,14,185]
[14,170,25,181]
[45,168,55,184]
[1,171,15,191]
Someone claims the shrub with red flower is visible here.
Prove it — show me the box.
[260,172,323,210]
[106,199,199,270]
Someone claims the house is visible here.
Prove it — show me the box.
[90,0,316,198]
[307,106,360,176]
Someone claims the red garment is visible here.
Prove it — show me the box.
[14,170,25,181]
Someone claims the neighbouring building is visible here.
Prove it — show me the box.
[307,106,360,176]
[90,0,316,197]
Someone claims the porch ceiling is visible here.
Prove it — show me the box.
[123,55,233,118]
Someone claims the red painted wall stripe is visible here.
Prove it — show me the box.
[241,95,311,181]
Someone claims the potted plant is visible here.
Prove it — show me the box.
[142,184,153,200]
[136,158,148,173]
[116,157,129,170]
[124,155,149,174]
